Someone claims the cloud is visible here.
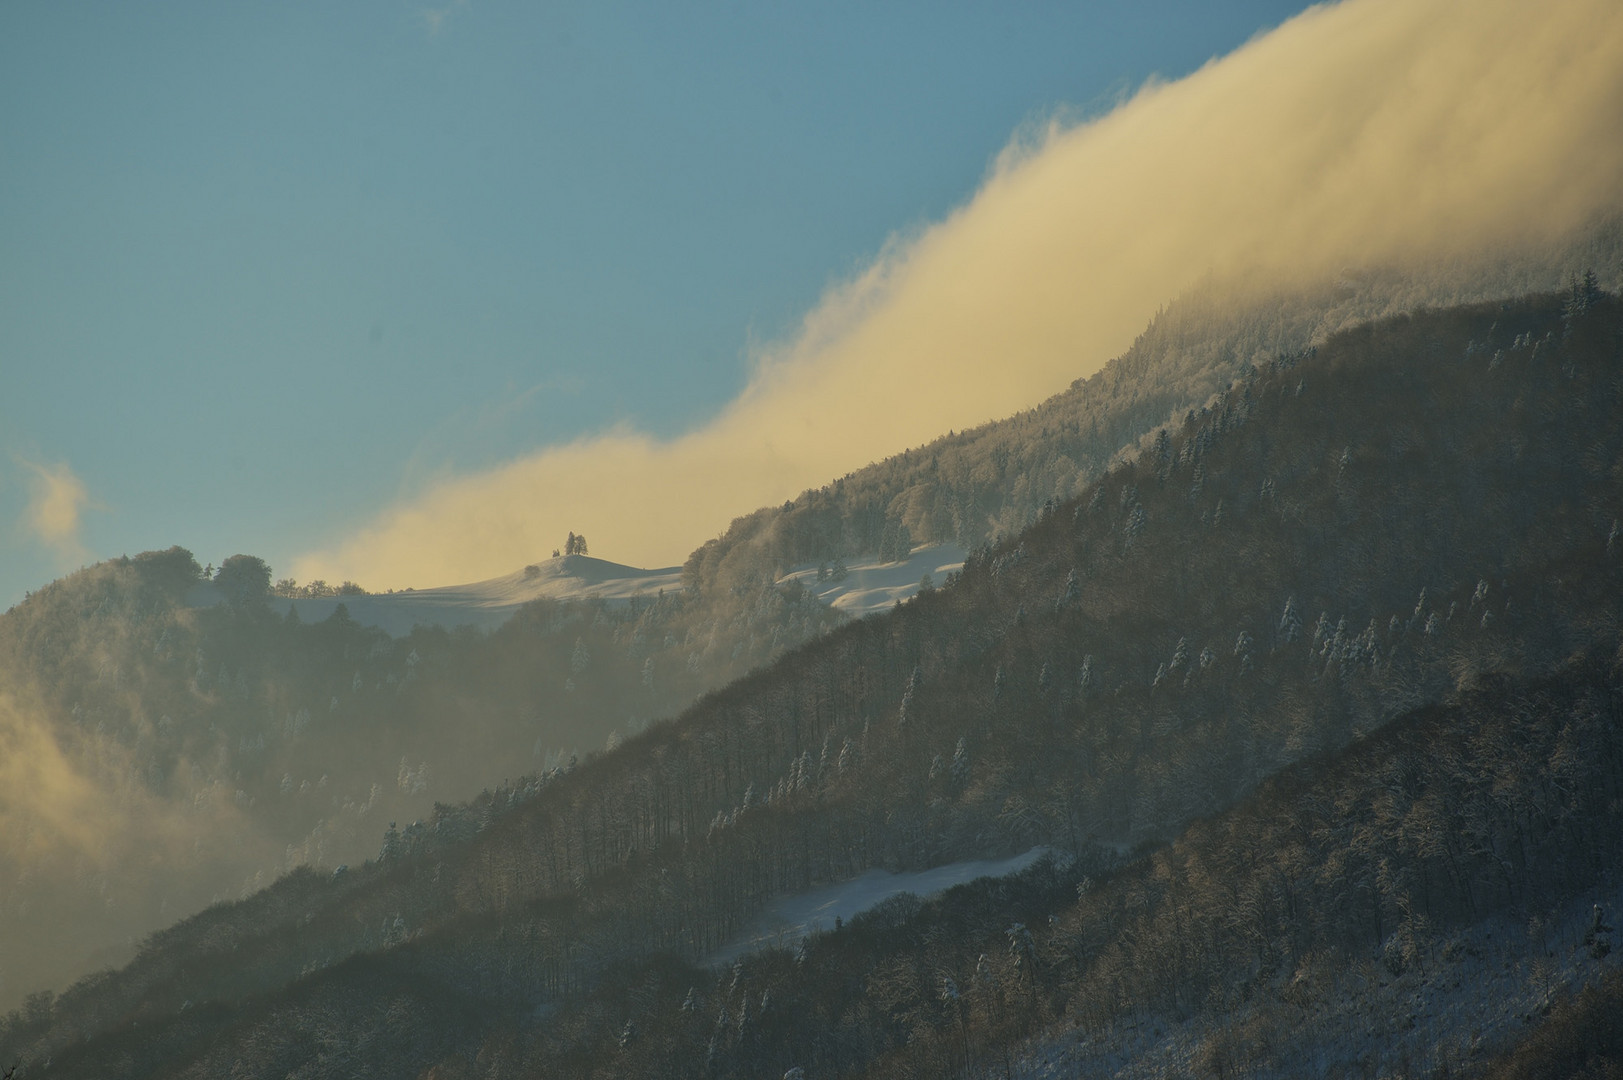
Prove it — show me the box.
[297,0,1623,587]
[398,377,578,494]
[421,0,469,37]
[0,679,266,1008]
[19,459,92,567]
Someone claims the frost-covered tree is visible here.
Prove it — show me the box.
[1563,268,1603,328]
[1278,596,1302,645]
[899,664,921,730]
[1123,503,1147,551]
[951,737,970,784]
[1058,568,1080,609]
[1007,922,1037,978]
[380,821,401,861]
[1410,588,1429,629]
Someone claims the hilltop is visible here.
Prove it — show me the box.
[216,555,686,637]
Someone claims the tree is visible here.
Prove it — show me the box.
[132,546,203,597]
[1563,268,1603,328]
[877,518,914,563]
[215,554,271,607]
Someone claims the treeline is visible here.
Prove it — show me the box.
[4,288,1621,1076]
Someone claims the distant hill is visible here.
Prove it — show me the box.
[206,555,686,636]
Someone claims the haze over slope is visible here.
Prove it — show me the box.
[296,0,1623,591]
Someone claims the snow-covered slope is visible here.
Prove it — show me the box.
[191,555,682,637]
[779,543,966,617]
[708,847,1051,966]
[192,544,966,636]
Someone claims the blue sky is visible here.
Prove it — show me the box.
[2,1,1322,602]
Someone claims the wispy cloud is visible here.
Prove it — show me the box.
[421,0,469,38]
[398,377,580,495]
[297,0,1623,587]
[18,458,93,567]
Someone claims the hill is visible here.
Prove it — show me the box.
[243,555,685,637]
[3,286,1619,1077]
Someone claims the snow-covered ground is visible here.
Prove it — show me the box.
[190,544,967,636]
[190,555,683,637]
[708,847,1051,967]
[778,543,966,617]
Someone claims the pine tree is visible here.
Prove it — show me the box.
[1278,597,1302,645]
[951,737,970,784]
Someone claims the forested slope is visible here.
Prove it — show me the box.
[0,547,842,1008]
[680,229,1623,598]
[4,287,1620,1077]
[6,230,1619,1012]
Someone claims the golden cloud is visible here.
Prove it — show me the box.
[295,0,1623,587]
[19,459,92,567]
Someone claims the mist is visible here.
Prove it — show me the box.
[0,682,269,1007]
[295,0,1623,588]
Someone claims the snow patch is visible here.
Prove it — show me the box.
[192,555,682,637]
[779,543,966,617]
[709,846,1050,966]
